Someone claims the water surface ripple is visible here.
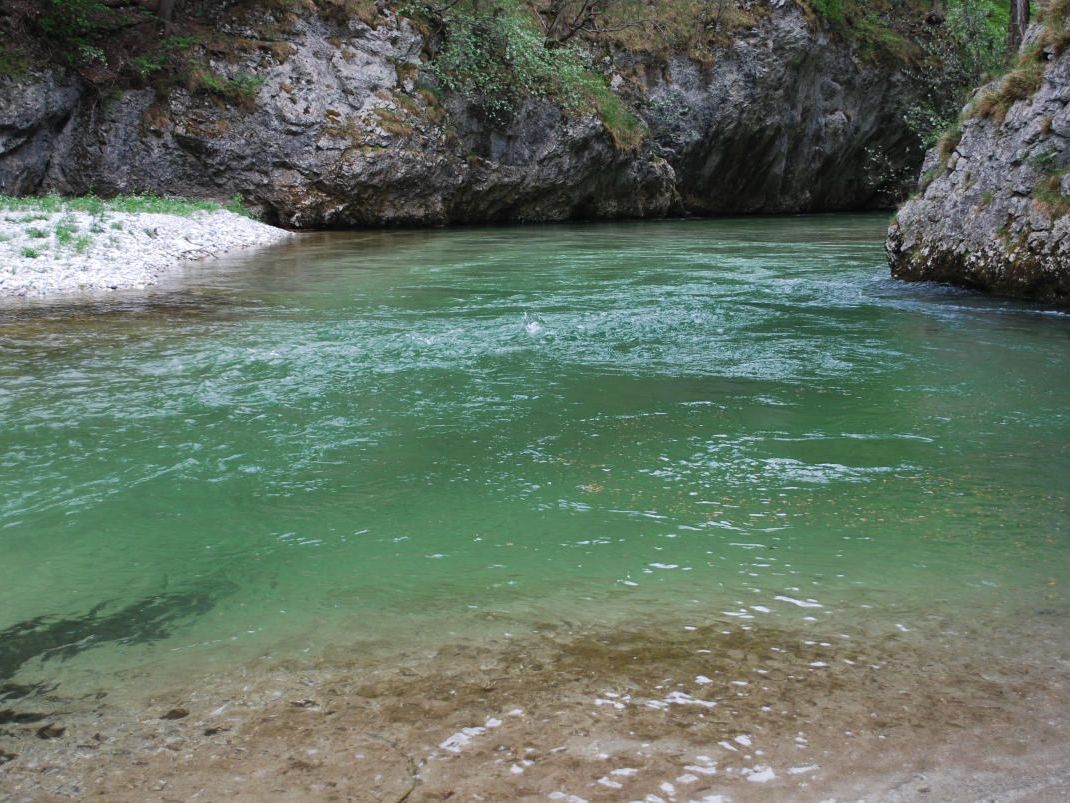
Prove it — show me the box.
[1,215,1068,692]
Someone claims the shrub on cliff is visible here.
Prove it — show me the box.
[428,0,591,124]
[423,0,647,146]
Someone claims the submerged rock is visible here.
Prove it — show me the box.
[888,19,1070,307]
[0,3,936,227]
[35,723,65,739]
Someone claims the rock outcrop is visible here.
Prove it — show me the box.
[888,15,1070,307]
[1,2,932,228]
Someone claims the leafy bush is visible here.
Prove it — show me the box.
[810,0,847,26]
[428,0,646,147]
[430,1,590,125]
[903,1,1009,148]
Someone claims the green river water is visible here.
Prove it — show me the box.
[2,214,1069,706]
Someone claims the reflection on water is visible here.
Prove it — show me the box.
[0,215,1067,705]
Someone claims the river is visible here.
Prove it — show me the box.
[2,215,1068,800]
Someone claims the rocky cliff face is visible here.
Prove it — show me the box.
[1,2,930,228]
[888,16,1070,307]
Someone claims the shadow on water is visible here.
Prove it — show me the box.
[0,586,228,702]
[0,290,256,329]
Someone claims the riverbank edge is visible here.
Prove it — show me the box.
[0,198,293,298]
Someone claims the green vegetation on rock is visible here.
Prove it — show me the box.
[422,0,648,145]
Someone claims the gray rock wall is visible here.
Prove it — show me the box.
[888,23,1070,306]
[1,3,927,228]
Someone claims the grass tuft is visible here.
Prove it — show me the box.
[0,194,256,218]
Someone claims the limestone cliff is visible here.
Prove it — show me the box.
[888,9,1070,307]
[1,1,939,227]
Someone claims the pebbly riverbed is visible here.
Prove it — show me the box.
[0,206,292,297]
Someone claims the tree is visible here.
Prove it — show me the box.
[537,0,652,46]
[1009,0,1030,56]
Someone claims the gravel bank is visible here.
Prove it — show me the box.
[0,207,292,297]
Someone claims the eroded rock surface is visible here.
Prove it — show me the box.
[1,3,932,227]
[888,22,1070,306]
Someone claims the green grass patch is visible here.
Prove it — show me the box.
[19,247,42,259]
[0,194,255,218]
[975,61,1045,122]
[54,215,79,245]
[810,0,847,26]
[1033,170,1070,218]
[587,81,647,151]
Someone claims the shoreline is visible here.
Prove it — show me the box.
[0,200,292,298]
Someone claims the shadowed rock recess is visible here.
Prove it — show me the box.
[888,12,1070,307]
[0,1,935,227]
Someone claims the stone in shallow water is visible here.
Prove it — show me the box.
[36,723,65,739]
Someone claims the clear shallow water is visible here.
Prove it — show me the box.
[1,215,1068,695]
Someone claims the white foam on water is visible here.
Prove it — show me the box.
[683,764,718,776]
[723,609,755,619]
[438,715,503,753]
[743,765,776,783]
[774,595,823,608]
[663,691,717,708]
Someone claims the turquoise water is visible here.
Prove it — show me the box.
[1,215,1068,696]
